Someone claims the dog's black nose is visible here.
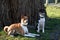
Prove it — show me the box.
[26,21,28,23]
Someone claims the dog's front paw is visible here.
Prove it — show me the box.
[42,30,44,33]
[36,34,40,36]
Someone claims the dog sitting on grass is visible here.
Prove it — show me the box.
[37,12,45,33]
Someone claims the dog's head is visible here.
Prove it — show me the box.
[39,12,45,18]
[21,16,28,26]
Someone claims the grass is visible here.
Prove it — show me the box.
[46,6,60,19]
[0,6,60,40]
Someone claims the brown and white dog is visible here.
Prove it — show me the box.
[37,12,45,33]
[4,16,40,37]
[4,16,28,36]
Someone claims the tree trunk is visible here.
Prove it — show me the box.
[0,0,46,29]
[55,0,58,4]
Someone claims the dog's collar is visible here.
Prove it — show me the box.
[23,25,27,26]
[40,17,44,18]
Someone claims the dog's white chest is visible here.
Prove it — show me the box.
[22,26,28,33]
[38,18,45,23]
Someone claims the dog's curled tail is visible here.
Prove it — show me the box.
[4,26,9,33]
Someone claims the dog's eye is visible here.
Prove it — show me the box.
[24,18,26,20]
[24,19,26,20]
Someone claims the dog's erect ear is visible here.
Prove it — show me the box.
[21,16,28,19]
[21,15,24,19]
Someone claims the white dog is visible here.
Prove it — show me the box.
[37,12,45,33]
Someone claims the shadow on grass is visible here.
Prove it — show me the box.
[41,17,60,40]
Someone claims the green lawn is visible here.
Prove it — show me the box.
[0,6,60,40]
